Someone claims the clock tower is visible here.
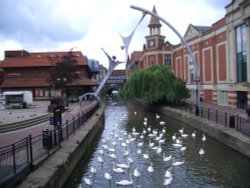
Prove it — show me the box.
[146,6,165,49]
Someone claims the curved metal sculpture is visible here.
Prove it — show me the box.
[130,5,200,107]
[79,49,124,106]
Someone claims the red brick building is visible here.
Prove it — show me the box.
[0,50,97,101]
[127,0,250,109]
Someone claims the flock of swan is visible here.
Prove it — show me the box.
[81,110,207,187]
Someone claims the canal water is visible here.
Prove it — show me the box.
[64,99,250,188]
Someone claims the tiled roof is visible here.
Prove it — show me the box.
[0,51,88,68]
[193,25,211,33]
[148,5,161,26]
[131,51,143,61]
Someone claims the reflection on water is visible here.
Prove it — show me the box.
[64,99,250,188]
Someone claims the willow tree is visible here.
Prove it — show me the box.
[120,65,189,103]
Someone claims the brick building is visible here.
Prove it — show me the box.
[127,0,250,109]
[0,50,97,101]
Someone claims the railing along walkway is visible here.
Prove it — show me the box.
[0,101,99,188]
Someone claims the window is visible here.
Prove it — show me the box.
[236,24,247,82]
[189,69,194,84]
[164,56,172,68]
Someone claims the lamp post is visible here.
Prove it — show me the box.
[130,5,201,110]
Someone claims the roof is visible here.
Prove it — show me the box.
[0,51,88,68]
[193,25,211,32]
[148,5,161,27]
[130,51,143,61]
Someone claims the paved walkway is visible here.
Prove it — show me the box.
[0,100,93,146]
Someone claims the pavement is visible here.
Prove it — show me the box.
[0,100,93,146]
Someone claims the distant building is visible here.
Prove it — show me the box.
[127,0,250,109]
[0,50,97,101]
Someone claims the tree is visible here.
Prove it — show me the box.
[48,50,79,97]
[120,65,189,104]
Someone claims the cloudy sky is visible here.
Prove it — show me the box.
[0,0,230,69]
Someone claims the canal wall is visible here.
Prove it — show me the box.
[161,106,250,158]
[17,103,105,188]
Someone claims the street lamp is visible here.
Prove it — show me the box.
[130,5,201,110]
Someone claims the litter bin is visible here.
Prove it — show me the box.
[42,129,52,149]
[229,115,235,128]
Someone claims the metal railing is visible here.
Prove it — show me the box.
[170,103,250,137]
[0,101,99,187]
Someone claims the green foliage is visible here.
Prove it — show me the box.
[120,65,189,103]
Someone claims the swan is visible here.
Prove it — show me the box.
[163,177,173,186]
[159,138,165,144]
[137,148,142,154]
[117,160,130,169]
[147,163,154,172]
[180,146,187,151]
[116,173,133,186]
[112,162,125,173]
[98,156,104,163]
[202,134,206,142]
[181,133,189,138]
[172,158,185,166]
[159,121,166,125]
[133,168,140,178]
[156,144,162,154]
[108,153,117,159]
[191,131,196,138]
[179,128,184,134]
[143,151,150,159]
[104,171,112,180]
[149,141,155,148]
[83,176,93,186]
[127,155,133,163]
[199,148,205,155]
[137,141,143,147]
[163,153,172,162]
[99,149,104,155]
[156,113,160,119]
[164,169,172,178]
[172,133,177,140]
[90,165,96,174]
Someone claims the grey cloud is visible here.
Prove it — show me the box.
[0,0,88,47]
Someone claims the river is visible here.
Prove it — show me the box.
[63,99,250,188]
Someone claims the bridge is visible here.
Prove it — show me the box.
[104,69,126,96]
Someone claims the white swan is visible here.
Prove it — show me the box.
[133,168,140,178]
[104,171,112,180]
[116,160,130,169]
[199,148,205,155]
[116,173,133,186]
[202,134,206,142]
[147,163,154,172]
[163,177,173,186]
[172,158,185,166]
[108,153,117,159]
[83,176,93,186]
[90,165,96,174]
[163,153,172,162]
[159,121,166,125]
[112,162,125,173]
[164,169,172,178]
[180,146,187,151]
[191,131,196,138]
[98,156,104,163]
[143,151,150,159]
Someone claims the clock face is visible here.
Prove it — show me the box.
[148,39,155,47]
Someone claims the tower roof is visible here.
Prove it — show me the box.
[148,5,161,27]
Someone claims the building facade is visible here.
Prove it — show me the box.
[0,50,97,101]
[127,0,250,109]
